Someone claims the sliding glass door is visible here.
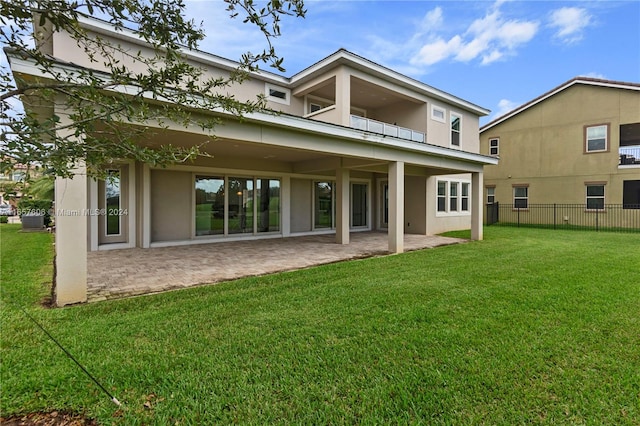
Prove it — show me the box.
[195,175,280,237]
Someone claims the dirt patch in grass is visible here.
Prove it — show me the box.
[0,411,97,425]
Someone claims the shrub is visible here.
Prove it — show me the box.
[0,215,8,224]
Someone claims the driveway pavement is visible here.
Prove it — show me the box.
[87,232,465,301]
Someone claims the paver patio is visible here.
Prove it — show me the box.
[87,232,465,301]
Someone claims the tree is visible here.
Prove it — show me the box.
[0,0,305,178]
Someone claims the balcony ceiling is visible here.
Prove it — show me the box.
[306,77,421,111]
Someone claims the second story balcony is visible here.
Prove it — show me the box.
[619,146,640,166]
[350,115,425,143]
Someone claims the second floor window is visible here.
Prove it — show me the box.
[451,113,461,147]
[489,138,499,156]
[585,124,608,152]
[513,186,528,209]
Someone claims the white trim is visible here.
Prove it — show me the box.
[489,137,500,156]
[7,53,497,168]
[450,111,462,149]
[435,178,472,217]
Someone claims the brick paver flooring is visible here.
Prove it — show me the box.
[87,232,465,301]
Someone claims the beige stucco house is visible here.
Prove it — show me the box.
[480,78,640,224]
[7,16,498,306]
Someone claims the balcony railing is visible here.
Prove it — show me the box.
[619,146,640,165]
[350,115,425,143]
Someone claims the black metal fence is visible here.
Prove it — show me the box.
[486,203,640,233]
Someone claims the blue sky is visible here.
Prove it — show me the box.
[186,0,640,125]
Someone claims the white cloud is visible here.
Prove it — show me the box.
[413,36,463,66]
[410,3,539,68]
[548,7,592,44]
[420,6,444,31]
[489,98,519,121]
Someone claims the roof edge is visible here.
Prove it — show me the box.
[480,76,640,132]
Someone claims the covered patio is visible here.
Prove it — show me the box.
[87,232,465,302]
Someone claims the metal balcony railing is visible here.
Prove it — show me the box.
[619,146,640,165]
[350,115,425,143]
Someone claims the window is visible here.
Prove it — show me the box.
[431,105,446,123]
[265,83,290,105]
[195,176,281,236]
[449,182,458,211]
[310,103,322,113]
[314,181,334,229]
[105,169,121,235]
[437,181,446,212]
[513,186,528,209]
[437,179,471,214]
[195,176,225,236]
[450,113,461,147]
[257,178,280,232]
[461,183,469,211]
[351,183,368,227]
[585,124,608,152]
[623,180,640,209]
[586,184,605,210]
[489,138,499,156]
[486,187,495,204]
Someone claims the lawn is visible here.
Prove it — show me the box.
[1,224,639,425]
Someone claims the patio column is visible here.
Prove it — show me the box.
[471,171,484,240]
[336,167,350,244]
[141,163,151,248]
[55,163,88,306]
[388,161,405,253]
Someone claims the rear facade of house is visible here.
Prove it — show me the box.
[479,78,640,227]
[8,17,497,305]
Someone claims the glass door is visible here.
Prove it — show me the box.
[351,183,368,228]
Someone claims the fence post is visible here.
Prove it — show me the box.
[517,207,520,227]
[596,207,599,231]
[553,203,557,230]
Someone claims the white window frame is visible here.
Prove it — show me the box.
[431,105,446,123]
[486,187,495,204]
[513,186,529,209]
[436,179,471,216]
[450,112,462,148]
[489,138,499,156]
[585,183,605,211]
[265,83,290,105]
[585,124,608,153]
[461,182,470,212]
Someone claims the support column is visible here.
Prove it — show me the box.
[388,161,405,253]
[335,67,351,127]
[335,167,350,244]
[471,171,484,240]
[55,164,88,305]
[281,176,291,237]
[141,163,151,248]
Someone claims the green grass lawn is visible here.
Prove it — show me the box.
[1,223,639,425]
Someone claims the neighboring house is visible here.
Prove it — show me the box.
[480,77,640,219]
[0,162,28,205]
[7,16,497,305]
